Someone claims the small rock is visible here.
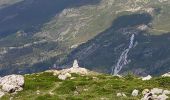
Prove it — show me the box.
[132,89,139,96]
[49,91,54,95]
[117,93,126,97]
[36,90,40,95]
[157,94,169,100]
[142,75,152,80]
[74,91,79,95]
[70,77,76,80]
[163,90,170,95]
[117,93,122,97]
[142,89,150,95]
[58,74,67,80]
[122,93,127,97]
[83,89,88,91]
[53,71,60,76]
[65,73,72,78]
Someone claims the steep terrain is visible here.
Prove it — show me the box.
[0,0,170,75]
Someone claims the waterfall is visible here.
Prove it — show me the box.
[111,34,135,75]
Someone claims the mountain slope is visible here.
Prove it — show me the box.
[0,0,170,75]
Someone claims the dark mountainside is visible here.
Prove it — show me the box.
[0,0,170,76]
[0,0,101,37]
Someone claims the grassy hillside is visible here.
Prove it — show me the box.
[1,72,170,100]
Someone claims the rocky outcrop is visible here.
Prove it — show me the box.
[141,88,169,100]
[162,72,170,77]
[142,75,152,80]
[48,60,89,80]
[0,75,24,93]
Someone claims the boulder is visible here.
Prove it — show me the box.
[0,75,24,93]
[58,74,67,80]
[0,91,5,98]
[151,88,163,94]
[132,89,139,96]
[142,75,152,81]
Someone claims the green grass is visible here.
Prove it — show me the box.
[1,72,170,100]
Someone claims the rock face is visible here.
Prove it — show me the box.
[0,75,24,93]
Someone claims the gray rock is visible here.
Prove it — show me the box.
[0,75,24,93]
[142,75,152,81]
[162,72,170,77]
[163,90,170,95]
[157,94,169,100]
[151,88,163,94]
[116,93,126,97]
[58,74,67,80]
[132,89,139,96]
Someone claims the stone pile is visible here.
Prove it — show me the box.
[47,60,89,80]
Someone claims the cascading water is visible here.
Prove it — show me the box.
[111,34,135,75]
